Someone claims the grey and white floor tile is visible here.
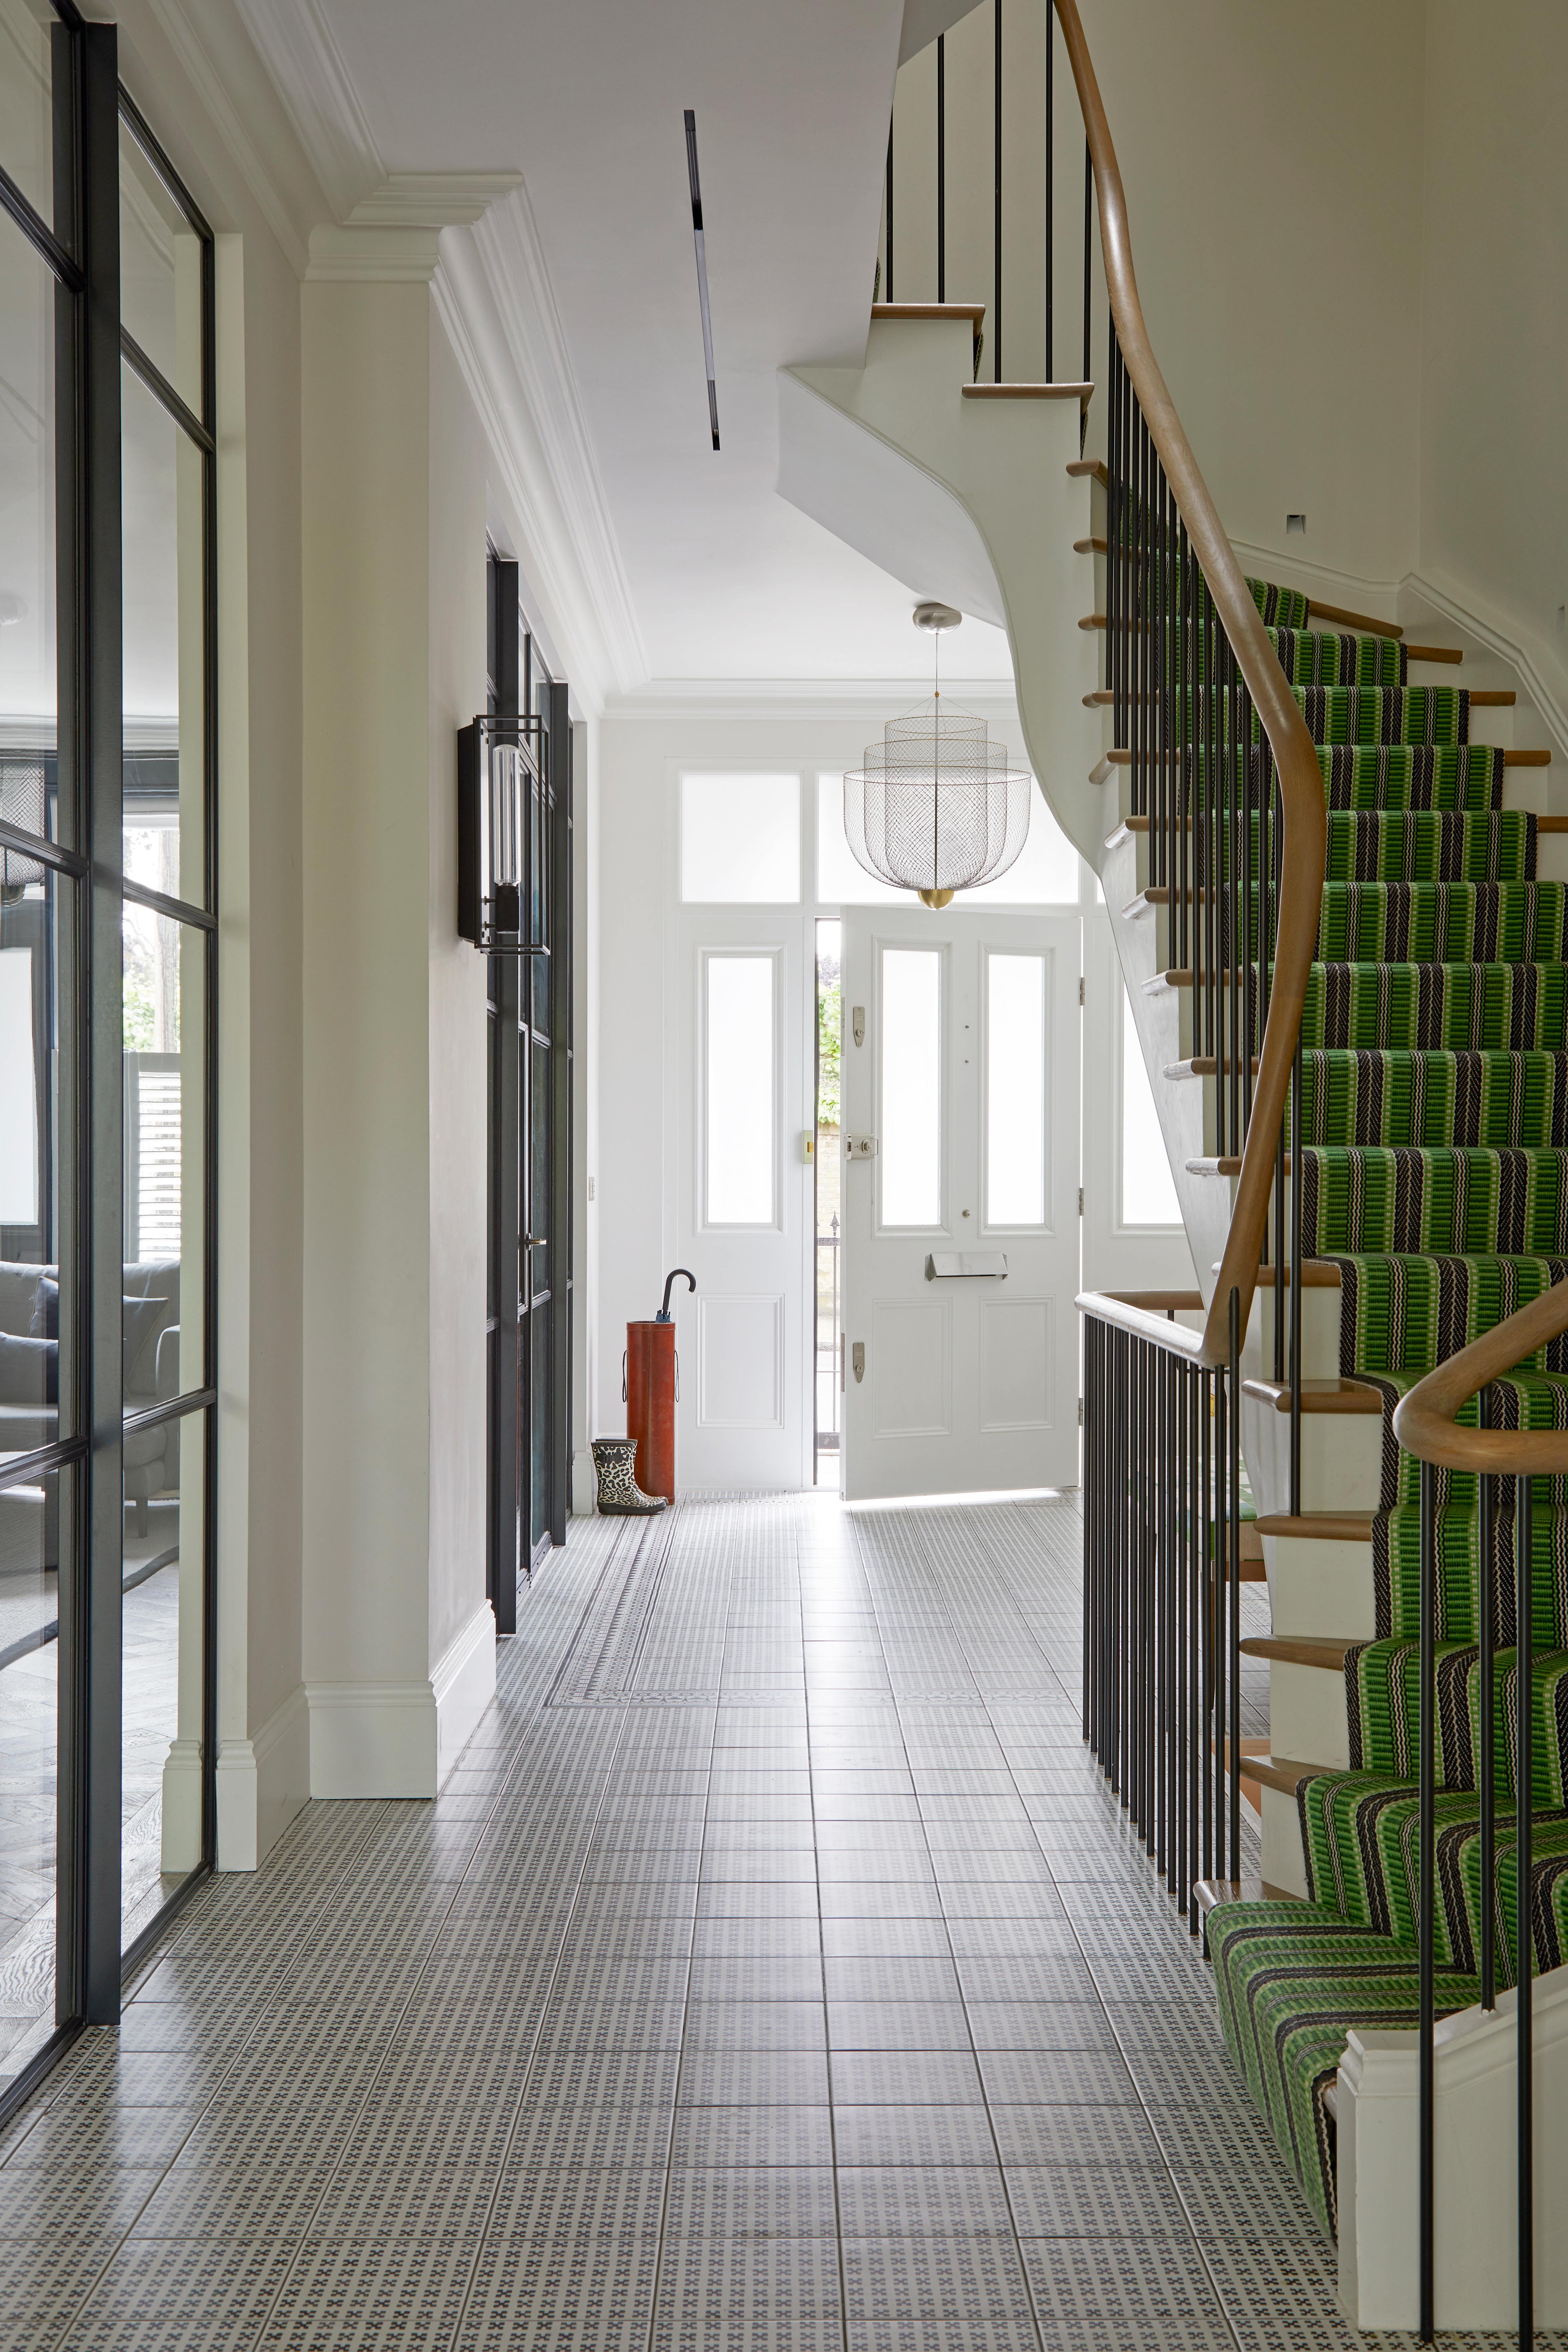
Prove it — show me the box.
[0,1487,1560,2349]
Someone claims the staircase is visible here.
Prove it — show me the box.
[778,0,1568,2334]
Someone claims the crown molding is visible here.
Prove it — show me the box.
[348,173,524,229]
[145,0,310,276]
[604,677,1019,721]
[306,223,443,282]
[430,192,648,709]
[233,0,383,220]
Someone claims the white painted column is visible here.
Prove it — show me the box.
[300,215,499,1799]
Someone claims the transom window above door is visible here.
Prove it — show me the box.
[680,773,801,902]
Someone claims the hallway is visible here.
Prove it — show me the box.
[0,1491,1474,2352]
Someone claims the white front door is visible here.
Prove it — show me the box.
[839,909,1081,1500]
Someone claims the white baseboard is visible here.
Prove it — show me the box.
[1231,537,1568,765]
[216,1682,310,1870]
[160,1739,204,1875]
[1229,535,1402,623]
[306,1603,497,1800]
[432,1601,496,1785]
[306,1677,438,1799]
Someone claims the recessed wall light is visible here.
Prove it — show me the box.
[1286,514,1306,536]
[0,591,26,626]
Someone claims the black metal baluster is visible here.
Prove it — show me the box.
[1419,1454,1436,2344]
[1213,1364,1222,1891]
[1479,1396,1496,2010]
[1045,0,1053,381]
[936,33,945,303]
[1178,520,1191,980]
[885,126,893,301]
[1213,1345,1227,1875]
[1189,1359,1202,1921]
[1228,1287,1241,1881]
[1290,1042,1303,1517]
[1082,136,1091,387]
[1516,1467,1535,2351]
[993,0,1002,382]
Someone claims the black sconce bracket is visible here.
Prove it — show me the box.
[457,710,551,955]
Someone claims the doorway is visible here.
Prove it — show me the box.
[838,907,1083,1500]
[484,555,573,1630]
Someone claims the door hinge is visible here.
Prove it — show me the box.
[1078,1186,1084,1216]
[1078,1396,1084,1426]
[1078,976,1084,1006]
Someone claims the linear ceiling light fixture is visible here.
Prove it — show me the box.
[683,109,719,451]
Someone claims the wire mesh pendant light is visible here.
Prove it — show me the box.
[843,603,1030,908]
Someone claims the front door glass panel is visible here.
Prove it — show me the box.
[879,946,942,1228]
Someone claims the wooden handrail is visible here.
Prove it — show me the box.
[1052,0,1327,1371]
[1391,1280,1568,1474]
[1076,1288,1207,1359]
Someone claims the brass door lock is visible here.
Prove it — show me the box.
[852,1341,865,1383]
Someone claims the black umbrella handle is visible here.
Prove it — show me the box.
[658,1268,696,1323]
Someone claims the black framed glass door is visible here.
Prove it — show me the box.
[485,554,571,1631]
[0,1,219,2125]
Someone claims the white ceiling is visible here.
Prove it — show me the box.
[238,0,1017,696]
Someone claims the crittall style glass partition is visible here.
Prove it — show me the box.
[0,0,217,2121]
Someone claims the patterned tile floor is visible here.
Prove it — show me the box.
[0,1489,1553,2350]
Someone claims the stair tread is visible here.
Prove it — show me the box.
[963,381,1093,405]
[1241,1377,1383,1415]
[1254,1513,1375,1540]
[1195,1876,1304,1916]
[1240,1634,1355,1669]
[872,301,986,322]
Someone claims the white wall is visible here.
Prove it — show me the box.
[300,269,439,1788]
[1417,0,1568,739]
[1073,0,1426,594]
[426,311,491,1681]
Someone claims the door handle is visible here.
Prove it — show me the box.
[852,1341,864,1384]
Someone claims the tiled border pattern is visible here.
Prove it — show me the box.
[0,1492,1556,2350]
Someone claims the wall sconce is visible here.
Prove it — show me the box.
[457,712,550,954]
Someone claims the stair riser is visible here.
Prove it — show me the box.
[1240,1394,1383,1519]
[1263,1532,1377,1643]
[1267,1658,1352,1782]
[1261,1783,1310,1896]
[1249,1285,1342,1387]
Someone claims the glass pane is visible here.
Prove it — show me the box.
[705,954,774,1224]
[0,0,59,239]
[816,772,905,905]
[880,947,941,1227]
[123,364,206,909]
[0,216,59,848]
[528,1305,548,1552]
[0,1461,67,2089]
[122,1401,205,1949]
[986,952,1046,1226]
[682,774,800,903]
[119,117,204,417]
[528,1032,550,1300]
[122,909,206,1401]
[2,868,77,1444]
[962,788,1079,906]
[1122,989,1181,1226]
